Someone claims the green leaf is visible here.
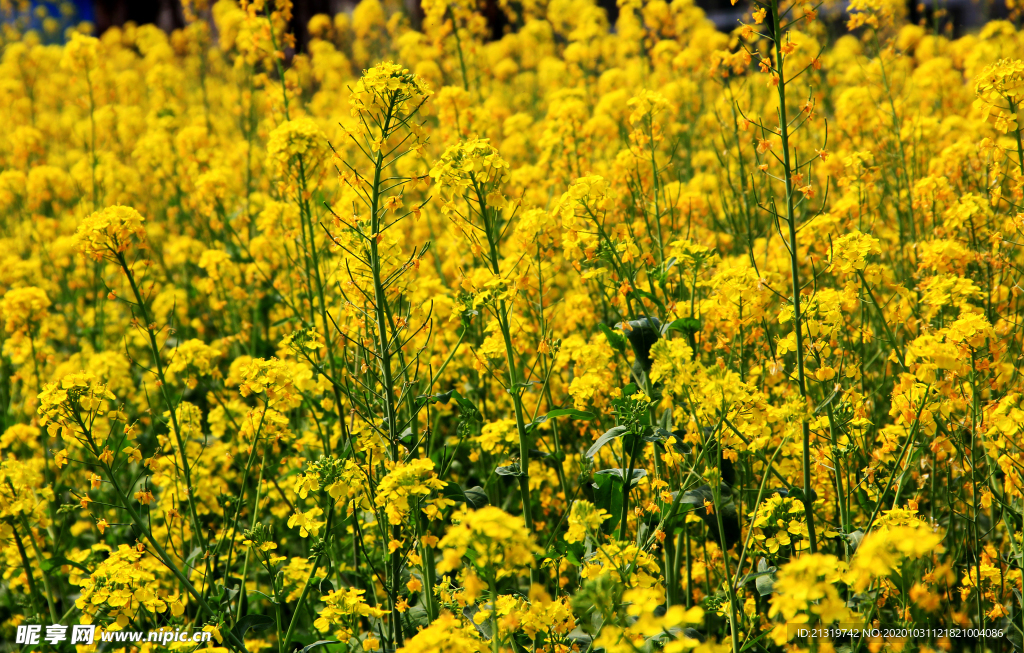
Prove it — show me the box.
[855,488,872,514]
[658,408,673,431]
[464,486,489,508]
[755,558,776,596]
[678,485,714,507]
[399,427,416,448]
[39,555,82,573]
[231,614,274,643]
[544,408,596,420]
[662,318,701,336]
[443,484,489,508]
[585,426,628,459]
[786,487,818,504]
[565,546,582,566]
[594,468,647,486]
[592,473,623,531]
[736,558,777,590]
[416,389,479,415]
[442,484,467,504]
[405,604,432,633]
[185,546,204,568]
[622,318,661,372]
[464,605,492,640]
[599,323,626,354]
[814,384,841,415]
[845,529,865,553]
[632,289,666,310]
[496,464,522,477]
[740,629,771,651]
[643,427,672,443]
[510,380,540,392]
[300,641,338,653]
[526,408,596,433]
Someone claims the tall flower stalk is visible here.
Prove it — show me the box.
[328,62,433,647]
[430,140,538,547]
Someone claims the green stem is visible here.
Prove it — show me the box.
[712,439,741,653]
[9,519,44,618]
[472,180,537,569]
[856,269,906,368]
[18,512,58,623]
[117,253,207,555]
[770,0,817,554]
[445,8,471,93]
[236,459,266,622]
[488,572,500,653]
[80,421,245,651]
[363,96,408,648]
[281,511,332,653]
[618,432,640,541]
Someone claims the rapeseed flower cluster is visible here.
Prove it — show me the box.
[3,0,1024,651]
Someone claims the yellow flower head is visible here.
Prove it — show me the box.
[827,230,880,275]
[430,139,511,207]
[768,553,851,644]
[975,59,1024,134]
[396,613,485,653]
[565,500,610,543]
[165,339,223,388]
[0,287,50,332]
[437,506,540,579]
[374,458,447,525]
[349,61,432,118]
[266,118,328,180]
[74,205,147,261]
[38,372,117,432]
[580,540,662,587]
[313,588,387,637]
[849,526,944,592]
[60,32,100,73]
[238,358,304,410]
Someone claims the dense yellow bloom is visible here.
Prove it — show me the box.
[314,588,387,637]
[72,544,174,622]
[975,59,1024,133]
[238,357,304,410]
[476,418,518,453]
[438,507,540,578]
[375,458,447,525]
[0,287,50,332]
[848,526,944,591]
[769,554,852,644]
[430,139,511,206]
[60,32,100,72]
[266,118,328,179]
[827,230,880,275]
[349,61,432,117]
[3,1,1024,647]
[0,458,51,523]
[37,372,118,434]
[565,499,610,543]
[165,339,223,387]
[396,613,485,653]
[73,205,147,259]
[749,495,810,555]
